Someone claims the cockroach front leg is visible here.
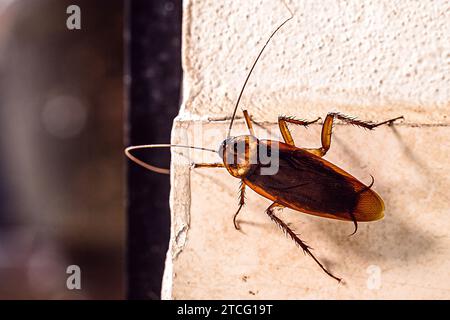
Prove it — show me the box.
[193,163,225,169]
[266,202,342,282]
[242,110,256,136]
[241,110,273,137]
[314,112,404,157]
[233,181,246,230]
[278,116,321,146]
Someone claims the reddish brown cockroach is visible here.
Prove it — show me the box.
[125,4,403,282]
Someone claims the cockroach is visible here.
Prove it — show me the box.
[125,3,403,282]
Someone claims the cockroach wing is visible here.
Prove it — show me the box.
[243,140,384,222]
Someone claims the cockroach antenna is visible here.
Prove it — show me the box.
[125,1,294,174]
[226,1,294,138]
[124,144,217,174]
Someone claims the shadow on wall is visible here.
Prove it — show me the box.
[0,0,124,299]
[312,126,440,270]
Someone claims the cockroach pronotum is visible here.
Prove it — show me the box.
[125,3,403,282]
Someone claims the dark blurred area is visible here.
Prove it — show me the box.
[126,0,181,299]
[0,0,181,300]
[0,0,124,299]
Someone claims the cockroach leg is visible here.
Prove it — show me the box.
[327,112,404,129]
[207,115,243,121]
[233,181,246,230]
[233,206,243,230]
[278,116,322,146]
[249,118,272,137]
[193,163,225,169]
[242,110,256,136]
[265,202,342,282]
[315,113,404,157]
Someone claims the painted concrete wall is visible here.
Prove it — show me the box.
[163,0,450,299]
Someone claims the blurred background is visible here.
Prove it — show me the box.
[0,0,180,299]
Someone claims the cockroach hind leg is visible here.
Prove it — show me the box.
[384,115,404,127]
[266,202,342,282]
[278,116,323,146]
[328,112,404,130]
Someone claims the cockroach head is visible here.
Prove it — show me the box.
[218,135,259,178]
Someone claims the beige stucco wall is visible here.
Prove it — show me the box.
[162,0,450,299]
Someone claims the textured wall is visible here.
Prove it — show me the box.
[163,0,450,299]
